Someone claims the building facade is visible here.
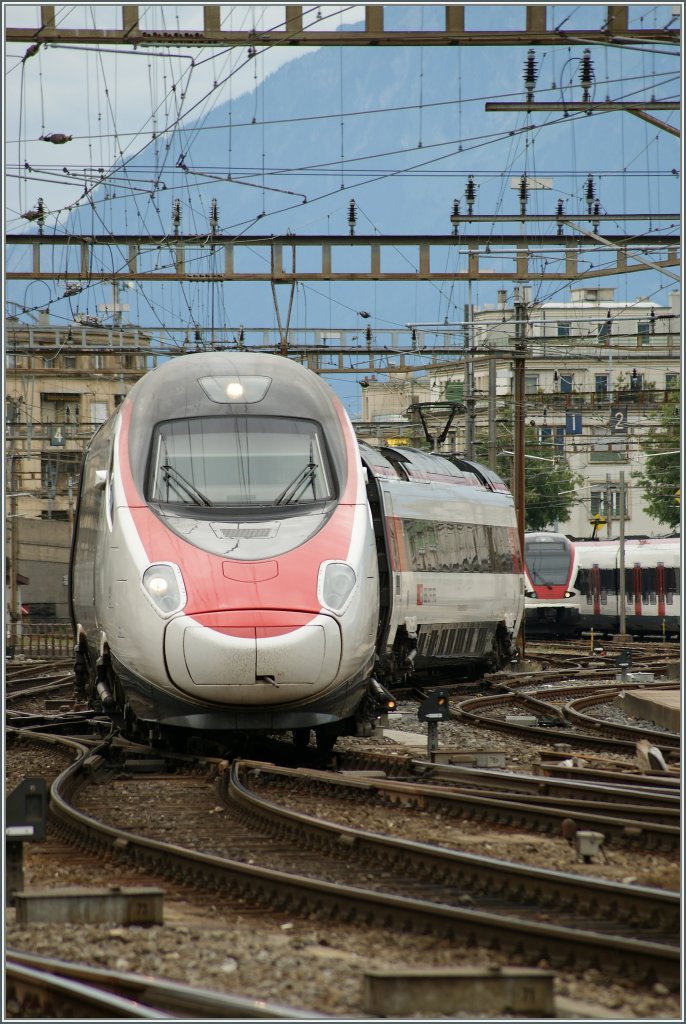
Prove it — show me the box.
[359,288,681,539]
[5,315,154,620]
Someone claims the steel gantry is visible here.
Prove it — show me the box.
[5,5,680,48]
[5,231,680,285]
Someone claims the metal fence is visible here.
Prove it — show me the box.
[12,623,74,658]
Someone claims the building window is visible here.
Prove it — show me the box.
[93,353,105,369]
[91,401,108,424]
[637,321,650,345]
[525,374,539,395]
[540,426,565,451]
[595,374,608,394]
[41,393,80,426]
[559,374,574,394]
[557,321,571,338]
[64,354,77,369]
[590,485,628,518]
[597,317,611,342]
[589,432,628,463]
[665,373,679,392]
[629,369,643,391]
[41,452,82,495]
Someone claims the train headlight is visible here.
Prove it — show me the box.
[524,590,536,599]
[564,591,575,598]
[142,563,186,616]
[318,561,356,614]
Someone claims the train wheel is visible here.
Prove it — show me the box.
[292,728,311,750]
[314,726,336,757]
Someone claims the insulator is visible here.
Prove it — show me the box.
[194,328,201,342]
[519,176,528,216]
[172,199,181,234]
[451,198,460,235]
[365,325,372,343]
[210,198,219,232]
[592,199,601,230]
[523,49,537,100]
[465,176,476,215]
[347,199,356,236]
[580,48,594,101]
[585,174,595,214]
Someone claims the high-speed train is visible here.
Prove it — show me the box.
[524,532,680,638]
[69,352,524,750]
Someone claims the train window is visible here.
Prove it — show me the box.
[147,416,334,507]
[523,537,571,586]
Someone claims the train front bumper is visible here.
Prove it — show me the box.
[164,610,342,705]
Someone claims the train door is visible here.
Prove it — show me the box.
[656,563,666,620]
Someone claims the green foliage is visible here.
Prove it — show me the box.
[633,380,681,529]
[474,426,582,531]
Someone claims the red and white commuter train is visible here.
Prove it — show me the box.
[524,532,680,638]
[70,352,524,750]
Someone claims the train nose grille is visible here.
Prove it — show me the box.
[163,612,341,704]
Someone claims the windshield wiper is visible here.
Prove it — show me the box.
[160,464,213,506]
[275,462,318,505]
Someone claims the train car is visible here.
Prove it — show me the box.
[575,537,680,637]
[69,352,524,751]
[361,444,524,684]
[523,532,581,638]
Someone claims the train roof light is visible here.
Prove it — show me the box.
[199,375,271,404]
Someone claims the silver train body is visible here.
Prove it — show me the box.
[69,352,524,746]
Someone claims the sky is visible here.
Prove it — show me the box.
[4,3,681,416]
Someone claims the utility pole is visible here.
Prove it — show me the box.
[464,282,476,459]
[618,471,627,637]
[488,352,497,471]
[9,453,19,656]
[513,294,527,657]
[606,473,614,539]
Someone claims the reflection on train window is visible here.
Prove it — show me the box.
[523,537,571,585]
[401,519,515,573]
[148,416,334,507]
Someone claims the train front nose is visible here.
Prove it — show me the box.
[163,611,342,704]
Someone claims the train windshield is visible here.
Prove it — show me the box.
[148,416,335,508]
[524,537,571,586]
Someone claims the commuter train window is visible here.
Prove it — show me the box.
[523,537,571,586]
[147,416,334,507]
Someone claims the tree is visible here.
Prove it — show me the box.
[475,425,583,531]
[633,380,680,530]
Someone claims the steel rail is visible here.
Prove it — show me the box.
[409,760,680,812]
[19,736,682,985]
[564,691,680,745]
[5,957,162,1018]
[455,688,680,753]
[6,950,325,1019]
[228,759,679,849]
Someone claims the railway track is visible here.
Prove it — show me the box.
[26,737,676,986]
[455,683,679,754]
[5,949,322,1019]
